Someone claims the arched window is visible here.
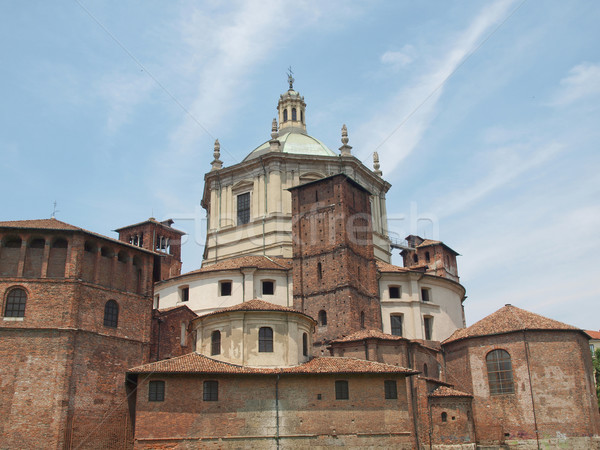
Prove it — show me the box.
[211,330,221,356]
[259,327,273,352]
[423,363,428,377]
[300,110,303,123]
[441,412,447,422]
[486,349,514,394]
[360,311,365,328]
[317,262,322,280]
[302,332,308,356]
[103,300,119,328]
[292,107,297,121]
[4,288,27,317]
[318,310,327,326]
[283,109,288,122]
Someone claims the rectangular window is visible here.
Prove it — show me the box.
[237,192,250,225]
[220,281,232,296]
[424,316,433,340]
[335,380,349,400]
[384,380,398,399]
[203,380,218,401]
[262,280,274,295]
[259,327,273,352]
[148,380,165,402]
[389,286,401,299]
[180,287,189,302]
[391,315,403,336]
[421,288,430,302]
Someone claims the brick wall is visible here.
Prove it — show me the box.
[133,373,415,449]
[443,330,600,445]
[291,175,382,345]
[149,306,197,361]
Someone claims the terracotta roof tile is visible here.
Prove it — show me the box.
[156,304,198,316]
[418,376,452,386]
[585,330,600,340]
[0,218,80,230]
[129,353,418,376]
[376,261,410,273]
[197,299,314,322]
[428,386,472,398]
[0,218,155,254]
[114,217,186,235]
[443,304,580,344]
[189,256,292,275]
[330,329,408,343]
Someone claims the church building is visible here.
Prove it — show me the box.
[0,76,598,449]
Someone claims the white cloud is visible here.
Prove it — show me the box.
[549,62,600,106]
[354,0,517,172]
[380,45,416,68]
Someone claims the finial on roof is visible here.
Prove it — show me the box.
[373,152,382,176]
[269,118,281,152]
[287,66,295,90]
[339,124,352,156]
[211,139,223,171]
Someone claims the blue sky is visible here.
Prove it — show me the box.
[2,1,599,329]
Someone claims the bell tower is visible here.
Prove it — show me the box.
[290,174,382,348]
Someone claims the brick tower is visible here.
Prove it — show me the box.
[115,218,184,281]
[290,174,382,348]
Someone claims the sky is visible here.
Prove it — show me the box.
[2,1,599,330]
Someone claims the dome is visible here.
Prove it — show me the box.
[243,131,336,161]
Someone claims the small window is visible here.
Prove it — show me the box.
[259,327,273,352]
[318,310,327,326]
[389,286,401,299]
[384,380,397,399]
[335,380,349,400]
[302,332,308,356]
[360,311,365,329]
[262,280,274,296]
[148,380,165,402]
[180,286,189,302]
[413,254,418,263]
[486,349,515,395]
[211,330,221,356]
[300,110,303,123]
[220,281,232,296]
[423,316,433,340]
[203,380,218,401]
[103,300,119,328]
[237,192,250,225]
[180,322,187,346]
[4,288,27,318]
[423,363,429,377]
[425,251,431,263]
[441,412,447,422]
[390,315,403,336]
[292,107,297,121]
[421,288,430,302]
[283,109,288,122]
[317,262,322,280]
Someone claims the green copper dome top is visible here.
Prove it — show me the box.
[243,131,336,161]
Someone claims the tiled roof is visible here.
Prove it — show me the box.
[129,353,418,376]
[193,256,292,274]
[197,299,316,322]
[585,330,600,340]
[156,304,198,317]
[418,376,452,386]
[443,304,580,344]
[0,218,155,253]
[330,329,408,343]
[281,357,417,375]
[428,386,472,398]
[376,261,411,273]
[0,218,80,230]
[114,217,186,235]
